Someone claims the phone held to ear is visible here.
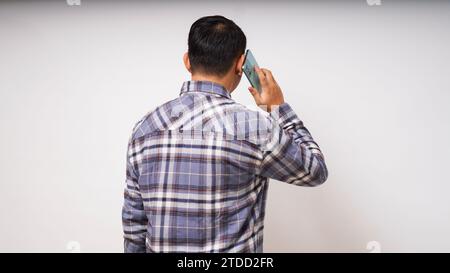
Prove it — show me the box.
[242,49,262,93]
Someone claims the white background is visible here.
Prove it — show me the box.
[1,0,450,252]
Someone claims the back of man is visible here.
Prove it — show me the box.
[122,15,328,253]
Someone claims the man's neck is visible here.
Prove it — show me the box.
[191,74,233,92]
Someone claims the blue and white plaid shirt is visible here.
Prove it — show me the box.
[122,80,328,253]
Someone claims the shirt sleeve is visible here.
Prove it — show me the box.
[122,138,148,253]
[257,103,328,186]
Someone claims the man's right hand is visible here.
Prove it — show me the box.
[248,67,285,112]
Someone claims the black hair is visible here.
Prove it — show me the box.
[188,15,246,76]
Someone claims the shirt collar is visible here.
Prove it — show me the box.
[180,80,231,99]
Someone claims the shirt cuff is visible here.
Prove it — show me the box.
[270,103,302,129]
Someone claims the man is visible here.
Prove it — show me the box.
[122,15,328,253]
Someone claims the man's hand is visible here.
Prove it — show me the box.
[248,67,285,112]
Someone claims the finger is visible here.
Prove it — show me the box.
[261,68,274,82]
[248,86,262,104]
[254,66,267,85]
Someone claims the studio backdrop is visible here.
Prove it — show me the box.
[1,0,449,252]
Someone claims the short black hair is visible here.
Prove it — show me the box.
[188,15,246,76]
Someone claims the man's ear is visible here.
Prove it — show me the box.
[235,53,245,76]
[183,52,192,73]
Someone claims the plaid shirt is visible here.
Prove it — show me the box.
[122,80,328,253]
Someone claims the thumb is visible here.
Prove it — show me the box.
[248,86,262,104]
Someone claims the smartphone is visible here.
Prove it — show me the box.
[242,49,262,93]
